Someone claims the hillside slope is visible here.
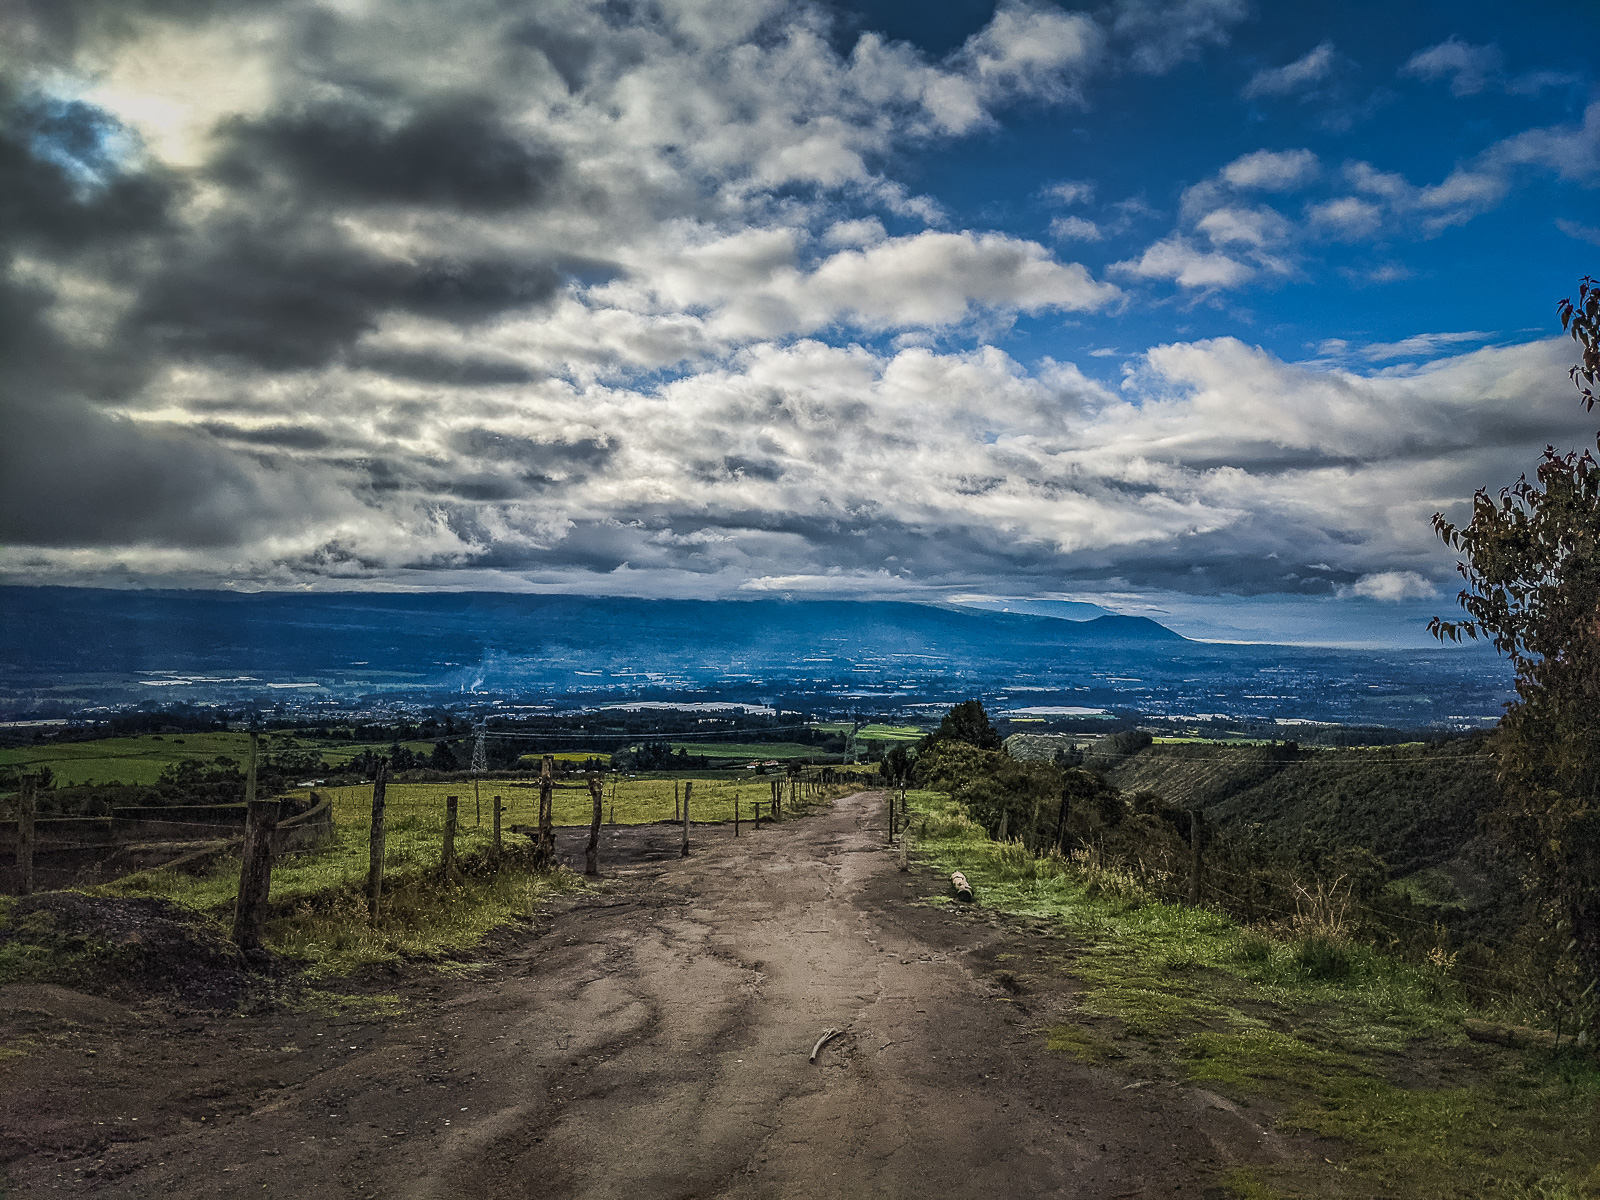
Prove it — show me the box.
[1104,741,1500,880]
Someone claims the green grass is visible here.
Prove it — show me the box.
[905,789,1600,1199]
[1046,1023,1119,1063]
[263,863,583,976]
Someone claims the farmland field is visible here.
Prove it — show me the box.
[856,724,921,741]
[667,741,827,760]
[0,732,435,787]
[305,776,807,833]
[808,722,922,742]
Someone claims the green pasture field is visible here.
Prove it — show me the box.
[0,733,434,787]
[856,724,921,741]
[516,751,613,766]
[906,790,1600,1199]
[307,775,804,831]
[667,742,828,760]
[1149,735,1275,746]
[809,723,923,741]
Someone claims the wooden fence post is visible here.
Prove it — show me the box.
[1189,809,1204,907]
[681,780,692,857]
[585,776,603,876]
[734,793,740,837]
[493,794,503,853]
[1054,790,1071,852]
[537,756,555,868]
[366,763,389,923]
[442,795,459,880]
[15,774,35,897]
[232,732,279,951]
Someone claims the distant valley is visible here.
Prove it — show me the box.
[0,588,1513,731]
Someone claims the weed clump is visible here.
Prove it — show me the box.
[1235,931,1274,964]
[1295,935,1353,982]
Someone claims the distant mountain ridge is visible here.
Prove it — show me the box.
[0,587,1184,682]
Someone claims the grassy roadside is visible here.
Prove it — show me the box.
[905,789,1600,1200]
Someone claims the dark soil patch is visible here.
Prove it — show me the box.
[0,893,294,1011]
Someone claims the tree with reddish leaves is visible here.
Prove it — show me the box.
[1432,276,1600,1017]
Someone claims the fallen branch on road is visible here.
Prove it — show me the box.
[810,1027,842,1063]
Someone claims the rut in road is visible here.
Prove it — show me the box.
[6,788,1289,1199]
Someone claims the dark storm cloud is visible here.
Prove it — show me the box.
[198,421,335,450]
[510,17,603,92]
[213,96,565,211]
[439,476,532,502]
[451,430,614,470]
[0,397,315,547]
[348,348,543,386]
[128,218,564,369]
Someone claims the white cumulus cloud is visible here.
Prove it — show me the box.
[1345,571,1437,602]
[1243,41,1336,99]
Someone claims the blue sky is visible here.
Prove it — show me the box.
[863,0,1598,375]
[1,0,1596,646]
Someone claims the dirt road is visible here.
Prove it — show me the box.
[1,790,1287,1197]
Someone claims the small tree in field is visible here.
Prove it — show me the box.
[1432,276,1600,1010]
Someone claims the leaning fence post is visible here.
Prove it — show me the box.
[493,793,503,853]
[585,775,603,876]
[232,732,279,951]
[442,795,459,880]
[681,780,692,857]
[366,763,389,923]
[15,774,36,897]
[1189,809,1204,907]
